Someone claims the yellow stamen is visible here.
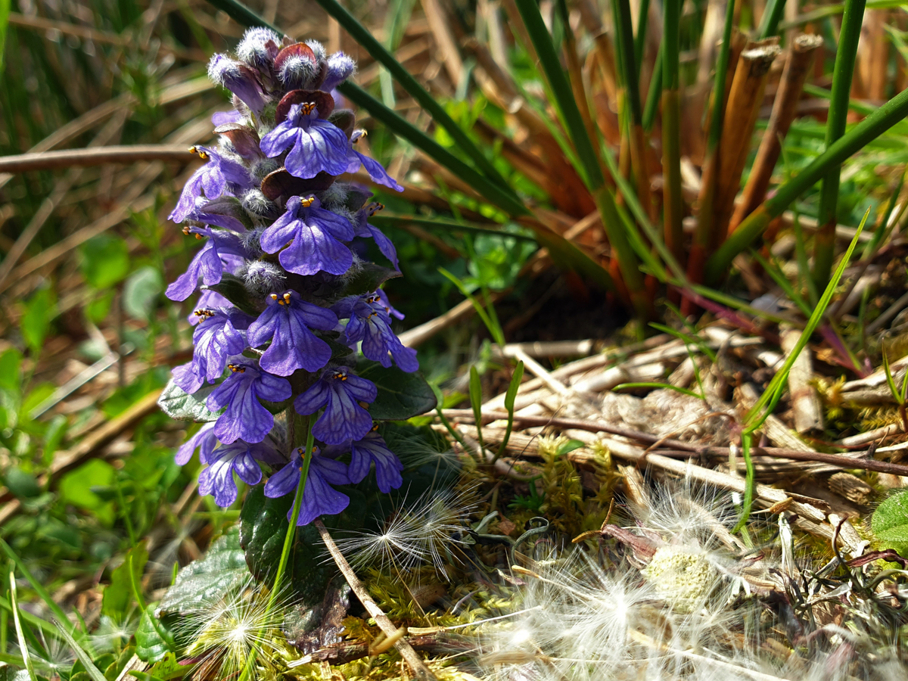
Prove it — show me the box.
[300,196,315,208]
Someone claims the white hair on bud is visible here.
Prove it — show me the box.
[322,52,356,91]
[241,260,285,297]
[236,27,281,67]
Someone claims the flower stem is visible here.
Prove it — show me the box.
[237,417,314,681]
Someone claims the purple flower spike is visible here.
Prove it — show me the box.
[170,147,251,223]
[175,422,218,465]
[347,430,403,493]
[353,204,399,271]
[265,447,351,526]
[334,293,418,372]
[207,362,292,444]
[172,360,205,395]
[346,131,404,193]
[236,27,282,69]
[374,289,405,320]
[294,367,377,445]
[200,439,283,507]
[247,291,338,376]
[189,308,254,384]
[260,196,354,276]
[165,227,247,302]
[208,54,268,114]
[189,291,232,325]
[259,102,351,179]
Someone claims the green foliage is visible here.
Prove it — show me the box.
[59,460,117,526]
[156,380,221,423]
[356,360,437,421]
[19,287,56,355]
[134,607,178,664]
[102,542,149,622]
[123,267,164,322]
[80,237,131,290]
[871,490,908,555]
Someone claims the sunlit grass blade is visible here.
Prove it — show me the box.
[0,539,80,642]
[9,571,37,681]
[705,86,908,282]
[439,267,505,346]
[496,360,524,460]
[53,622,105,681]
[811,0,866,292]
[313,0,514,194]
[514,0,647,318]
[758,0,787,37]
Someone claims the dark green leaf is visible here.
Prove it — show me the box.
[240,487,372,605]
[102,542,149,621]
[134,606,177,663]
[356,360,436,421]
[505,361,525,412]
[4,468,40,499]
[157,379,221,423]
[0,348,22,392]
[158,529,248,616]
[80,236,130,289]
[555,439,585,456]
[123,267,163,321]
[341,263,401,297]
[203,275,260,316]
[104,646,136,681]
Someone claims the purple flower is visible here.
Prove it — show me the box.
[170,147,252,223]
[294,367,377,445]
[236,27,282,69]
[264,447,351,525]
[247,291,338,375]
[165,227,247,303]
[188,308,253,384]
[212,110,243,126]
[199,439,283,507]
[347,430,403,493]
[259,196,354,276]
[322,52,356,92]
[346,131,404,193]
[259,102,350,179]
[175,422,218,465]
[333,293,418,372]
[353,204,399,271]
[206,362,292,444]
[172,360,206,395]
[208,54,268,114]
[189,291,232,325]
[374,289,405,320]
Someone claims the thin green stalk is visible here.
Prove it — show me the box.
[128,553,147,612]
[613,0,643,124]
[662,0,683,261]
[733,210,867,532]
[495,361,525,461]
[237,420,314,681]
[812,0,866,292]
[469,366,485,454]
[379,0,416,108]
[642,43,663,133]
[9,571,37,681]
[53,623,106,681]
[705,85,908,282]
[633,0,651,81]
[758,0,788,38]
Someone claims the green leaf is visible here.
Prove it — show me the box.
[20,287,56,354]
[134,606,177,664]
[470,365,484,451]
[156,379,221,423]
[123,267,163,321]
[102,543,149,622]
[53,620,107,681]
[0,348,22,392]
[59,460,116,525]
[3,468,40,499]
[86,291,115,324]
[203,274,259,316]
[872,490,908,536]
[80,236,130,289]
[104,646,136,681]
[356,360,437,421]
[555,439,585,456]
[157,529,248,616]
[0,0,10,73]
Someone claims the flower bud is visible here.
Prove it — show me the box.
[236,27,282,69]
[208,54,268,114]
[322,52,356,91]
[241,260,285,297]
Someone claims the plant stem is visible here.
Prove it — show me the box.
[758,0,788,38]
[662,0,683,262]
[811,0,867,293]
[705,84,908,282]
[642,42,663,132]
[237,419,314,681]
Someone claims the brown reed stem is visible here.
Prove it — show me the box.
[712,41,780,244]
[730,34,822,232]
[0,145,196,173]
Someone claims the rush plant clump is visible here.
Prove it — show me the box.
[159,27,429,527]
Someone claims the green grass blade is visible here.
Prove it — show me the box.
[496,361,525,460]
[0,0,10,73]
[9,571,37,681]
[53,622,106,681]
[758,0,787,38]
[642,43,663,133]
[812,0,866,291]
[0,539,79,641]
[313,0,514,193]
[379,0,416,107]
[470,365,485,453]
